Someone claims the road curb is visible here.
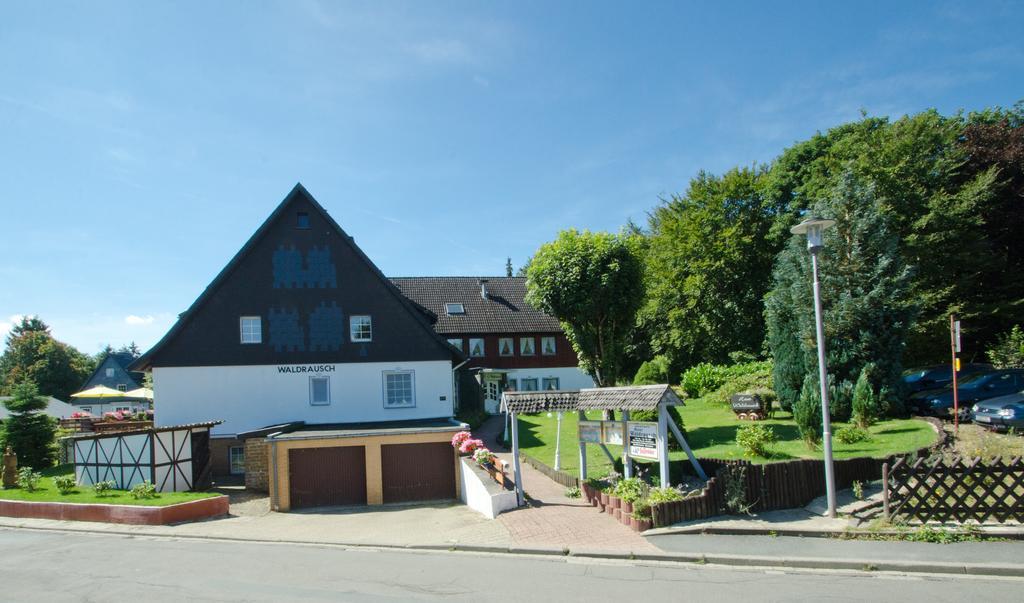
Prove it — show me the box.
[645,525,1024,540]
[2,520,1022,578]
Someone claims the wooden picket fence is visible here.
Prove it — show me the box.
[519,453,580,488]
[884,456,1024,524]
[651,449,930,528]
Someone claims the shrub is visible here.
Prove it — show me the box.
[702,361,775,406]
[835,426,871,445]
[631,499,652,520]
[680,363,725,398]
[647,486,684,505]
[829,378,854,423]
[735,423,777,458]
[794,374,822,447]
[852,365,880,428]
[612,477,647,503]
[564,486,581,499]
[17,467,42,492]
[721,466,753,515]
[633,356,672,385]
[989,325,1024,369]
[130,480,157,499]
[92,480,115,497]
[53,475,77,495]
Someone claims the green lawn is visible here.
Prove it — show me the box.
[0,465,221,506]
[516,397,938,478]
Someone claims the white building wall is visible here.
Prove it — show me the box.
[154,360,454,436]
[505,366,595,392]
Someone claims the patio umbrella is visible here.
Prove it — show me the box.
[123,387,154,399]
[71,385,126,399]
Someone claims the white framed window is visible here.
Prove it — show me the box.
[503,379,518,392]
[350,315,372,342]
[520,378,539,391]
[80,406,92,413]
[383,370,415,408]
[240,316,262,344]
[469,338,485,357]
[105,368,115,378]
[116,384,127,392]
[499,338,514,356]
[542,377,560,391]
[309,376,331,406]
[541,336,557,356]
[447,338,463,351]
[114,406,131,413]
[520,337,536,356]
[229,446,245,475]
[445,303,465,315]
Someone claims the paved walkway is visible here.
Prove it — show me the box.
[476,416,659,553]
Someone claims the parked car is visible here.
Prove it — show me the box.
[908,368,1024,420]
[971,393,1024,432]
[902,363,993,395]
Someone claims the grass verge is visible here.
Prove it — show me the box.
[0,465,220,507]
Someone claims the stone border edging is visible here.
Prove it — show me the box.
[0,495,229,525]
[2,520,1021,579]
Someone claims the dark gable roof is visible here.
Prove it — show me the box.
[390,276,562,335]
[81,353,144,391]
[132,184,462,371]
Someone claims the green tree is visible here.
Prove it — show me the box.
[988,325,1024,368]
[766,173,915,416]
[0,380,57,469]
[852,365,880,428]
[793,373,822,447]
[0,316,94,401]
[643,167,793,373]
[525,229,644,386]
[633,355,671,385]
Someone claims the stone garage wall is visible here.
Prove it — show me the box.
[245,439,269,492]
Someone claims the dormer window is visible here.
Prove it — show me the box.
[296,212,310,229]
[445,303,465,315]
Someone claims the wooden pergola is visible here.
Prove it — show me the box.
[501,385,706,505]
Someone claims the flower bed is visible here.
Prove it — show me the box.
[0,495,228,525]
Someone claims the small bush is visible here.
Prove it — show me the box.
[680,363,725,398]
[735,423,777,458]
[631,499,652,520]
[130,480,157,500]
[564,486,581,499]
[852,480,864,500]
[989,325,1024,369]
[835,426,871,445]
[612,477,648,503]
[647,486,684,505]
[829,378,854,423]
[92,480,116,497]
[721,466,753,515]
[634,356,672,385]
[53,475,77,495]
[702,361,775,406]
[794,374,822,447]
[852,366,880,428]
[17,467,42,492]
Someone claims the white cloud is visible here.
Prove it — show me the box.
[124,314,155,326]
[0,314,24,337]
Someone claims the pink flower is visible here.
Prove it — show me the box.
[451,431,472,449]
[459,438,484,454]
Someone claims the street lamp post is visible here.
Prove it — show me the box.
[791,216,838,518]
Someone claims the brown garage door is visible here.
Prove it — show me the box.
[381,442,456,503]
[288,446,367,509]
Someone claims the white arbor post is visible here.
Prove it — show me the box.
[577,410,588,480]
[553,412,563,471]
[621,410,632,478]
[510,412,525,506]
[657,404,670,487]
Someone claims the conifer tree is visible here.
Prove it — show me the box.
[0,380,57,469]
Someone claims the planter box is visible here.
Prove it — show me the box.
[621,500,633,514]
[608,495,621,510]
[613,508,621,521]
[635,518,652,532]
[92,421,154,434]
[0,495,228,525]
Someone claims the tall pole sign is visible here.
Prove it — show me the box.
[950,314,960,437]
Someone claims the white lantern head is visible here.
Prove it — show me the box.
[790,216,836,252]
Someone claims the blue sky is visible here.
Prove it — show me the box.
[1,1,1022,354]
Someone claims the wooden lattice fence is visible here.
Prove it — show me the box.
[884,456,1024,524]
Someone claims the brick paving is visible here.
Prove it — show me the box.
[476,416,660,553]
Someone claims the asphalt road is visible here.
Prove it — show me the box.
[1,528,1019,602]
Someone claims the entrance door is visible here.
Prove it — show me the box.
[380,442,456,503]
[484,379,501,414]
[288,446,367,509]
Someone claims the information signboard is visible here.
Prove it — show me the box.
[603,421,624,446]
[578,420,602,444]
[627,422,659,460]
